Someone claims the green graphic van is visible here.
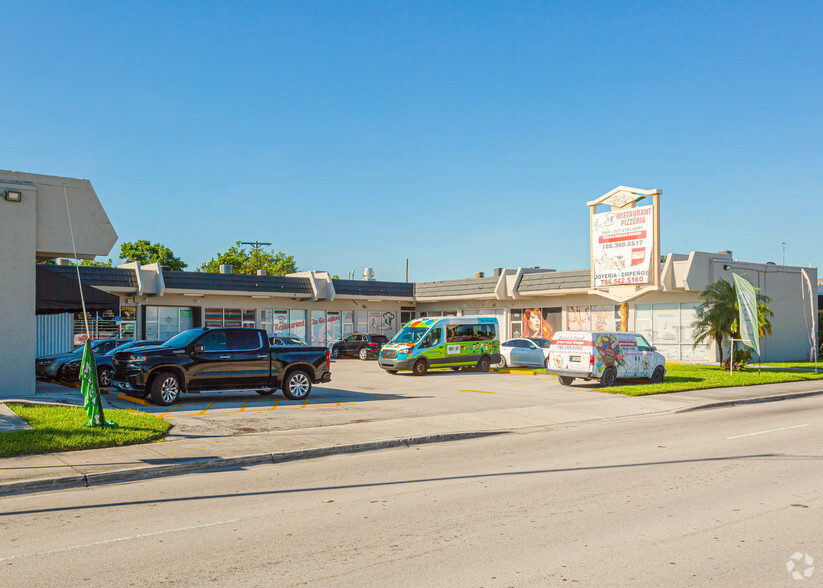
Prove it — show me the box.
[378,316,501,375]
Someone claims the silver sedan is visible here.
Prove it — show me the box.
[498,338,552,368]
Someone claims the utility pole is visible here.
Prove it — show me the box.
[782,242,787,266]
[241,240,272,271]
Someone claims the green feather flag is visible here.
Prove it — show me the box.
[80,341,116,427]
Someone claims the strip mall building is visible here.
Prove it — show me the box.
[28,180,818,366]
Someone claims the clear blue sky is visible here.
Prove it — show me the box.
[3,1,821,281]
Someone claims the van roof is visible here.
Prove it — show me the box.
[406,316,499,328]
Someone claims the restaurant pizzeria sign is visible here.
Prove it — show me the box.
[588,186,661,289]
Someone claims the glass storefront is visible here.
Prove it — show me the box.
[635,303,711,362]
[145,306,193,341]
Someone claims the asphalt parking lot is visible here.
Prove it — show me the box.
[96,359,617,438]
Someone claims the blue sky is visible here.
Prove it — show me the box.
[3,1,821,281]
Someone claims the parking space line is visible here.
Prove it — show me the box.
[158,405,181,418]
[239,402,249,412]
[117,393,152,406]
[197,403,216,415]
[459,389,495,394]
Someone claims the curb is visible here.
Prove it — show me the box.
[0,431,505,498]
[674,389,823,413]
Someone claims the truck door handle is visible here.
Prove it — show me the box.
[219,355,231,359]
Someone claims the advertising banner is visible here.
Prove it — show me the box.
[592,204,654,287]
[732,274,760,356]
[522,308,561,339]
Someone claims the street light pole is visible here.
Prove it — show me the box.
[241,241,272,272]
[782,242,787,265]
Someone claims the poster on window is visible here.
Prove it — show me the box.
[367,312,382,335]
[179,308,193,331]
[379,311,397,336]
[567,306,590,331]
[522,308,561,339]
[591,305,617,332]
[592,204,654,287]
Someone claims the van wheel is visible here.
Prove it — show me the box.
[558,376,574,386]
[283,369,311,400]
[476,356,490,372]
[600,367,617,387]
[412,359,428,376]
[150,371,181,406]
[650,367,665,384]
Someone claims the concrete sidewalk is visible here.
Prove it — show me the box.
[1,380,822,497]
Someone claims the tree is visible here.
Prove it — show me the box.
[37,258,112,267]
[692,279,774,364]
[198,241,297,276]
[119,240,187,270]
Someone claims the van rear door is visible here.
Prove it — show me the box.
[549,332,593,376]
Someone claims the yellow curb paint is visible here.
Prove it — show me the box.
[459,389,495,394]
[197,403,216,415]
[239,402,249,413]
[158,405,182,418]
[117,393,152,406]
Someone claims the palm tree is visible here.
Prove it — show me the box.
[692,279,774,364]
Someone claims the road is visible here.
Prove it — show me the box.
[1,396,821,586]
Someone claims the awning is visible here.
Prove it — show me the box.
[36,265,120,314]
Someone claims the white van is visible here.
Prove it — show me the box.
[546,331,666,386]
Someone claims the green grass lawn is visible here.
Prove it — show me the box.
[601,364,823,396]
[0,404,170,458]
[757,359,823,369]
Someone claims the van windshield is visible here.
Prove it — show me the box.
[391,326,429,344]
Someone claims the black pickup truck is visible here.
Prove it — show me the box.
[112,327,331,406]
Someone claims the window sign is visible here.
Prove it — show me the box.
[368,311,383,334]
[179,308,193,331]
[224,309,242,327]
[567,306,591,331]
[290,310,306,340]
[311,311,326,344]
[205,308,223,327]
[327,311,342,342]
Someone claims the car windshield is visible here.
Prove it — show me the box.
[390,326,429,344]
[530,338,552,348]
[161,329,203,348]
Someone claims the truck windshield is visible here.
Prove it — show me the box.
[391,326,429,344]
[161,329,204,348]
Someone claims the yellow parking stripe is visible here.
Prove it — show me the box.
[117,393,152,406]
[197,403,216,415]
[158,405,182,418]
[459,389,495,394]
[239,402,249,412]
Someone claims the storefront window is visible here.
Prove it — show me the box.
[311,311,326,344]
[342,310,355,337]
[290,310,306,340]
[635,303,711,362]
[567,306,591,331]
[327,311,342,342]
[145,306,194,341]
[242,310,256,328]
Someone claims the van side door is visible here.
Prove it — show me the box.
[634,335,655,377]
[418,327,445,366]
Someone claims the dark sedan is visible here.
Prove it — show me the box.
[60,340,165,386]
[36,338,130,381]
[329,333,389,360]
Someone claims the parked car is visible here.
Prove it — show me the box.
[270,335,308,346]
[60,340,165,386]
[546,331,666,386]
[379,316,500,375]
[499,337,552,368]
[112,327,331,406]
[35,338,131,381]
[329,333,389,360]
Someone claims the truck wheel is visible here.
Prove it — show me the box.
[283,369,311,400]
[650,367,665,384]
[412,359,428,376]
[476,356,491,372]
[331,346,340,359]
[558,375,574,386]
[600,367,617,387]
[97,366,113,387]
[150,371,181,406]
[358,347,369,361]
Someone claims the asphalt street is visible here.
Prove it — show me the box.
[1,395,821,586]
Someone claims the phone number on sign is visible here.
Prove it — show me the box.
[598,276,647,285]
